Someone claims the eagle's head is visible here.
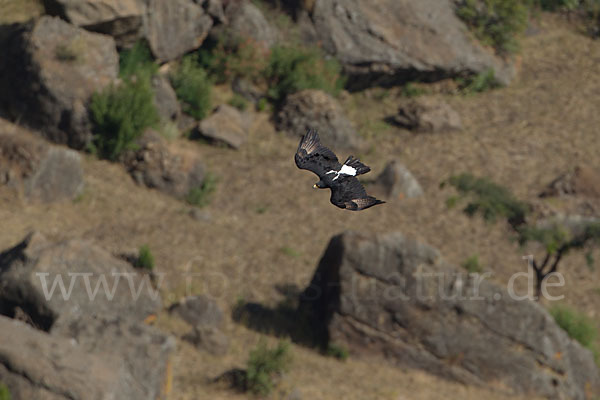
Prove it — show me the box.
[313,180,327,189]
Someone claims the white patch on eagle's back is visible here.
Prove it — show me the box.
[326,170,336,174]
[339,164,357,176]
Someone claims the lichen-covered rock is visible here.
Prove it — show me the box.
[0,16,119,149]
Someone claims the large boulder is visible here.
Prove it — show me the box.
[122,129,205,198]
[0,16,118,149]
[44,0,146,47]
[299,231,600,399]
[0,120,84,203]
[144,0,213,62]
[307,0,515,90]
[276,89,361,149]
[53,314,175,400]
[0,316,138,400]
[0,314,174,400]
[0,231,161,332]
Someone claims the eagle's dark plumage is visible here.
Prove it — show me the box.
[295,129,385,211]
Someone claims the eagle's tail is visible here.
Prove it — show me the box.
[343,155,370,176]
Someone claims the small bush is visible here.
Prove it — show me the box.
[170,55,212,120]
[326,343,349,361]
[246,340,292,396]
[280,246,301,258]
[89,78,159,160]
[456,0,534,54]
[446,173,528,228]
[0,384,10,400]
[401,82,426,97]
[265,44,345,104]
[550,305,597,349]
[136,244,155,271]
[186,172,217,207]
[457,68,501,93]
[119,41,157,80]
[462,254,484,273]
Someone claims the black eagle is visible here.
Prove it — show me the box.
[295,129,385,211]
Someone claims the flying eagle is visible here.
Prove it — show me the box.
[295,129,385,211]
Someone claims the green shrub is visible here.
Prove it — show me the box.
[326,343,349,361]
[186,172,217,207]
[246,340,292,396]
[170,55,212,120]
[119,41,157,80]
[550,305,597,348]
[89,78,159,160]
[539,0,580,10]
[462,254,484,273]
[136,244,155,271]
[265,44,345,104]
[456,0,534,54]
[0,384,10,400]
[446,173,528,227]
[457,68,501,93]
[401,82,426,98]
[199,35,270,84]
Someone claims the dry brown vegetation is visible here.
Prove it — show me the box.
[0,10,598,400]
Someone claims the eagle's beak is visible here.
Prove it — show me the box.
[313,184,318,189]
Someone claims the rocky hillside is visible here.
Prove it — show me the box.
[1,0,600,399]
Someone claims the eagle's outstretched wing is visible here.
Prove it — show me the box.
[330,176,385,211]
[295,129,340,179]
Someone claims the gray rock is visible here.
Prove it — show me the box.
[232,77,265,105]
[170,295,229,355]
[309,0,515,90]
[0,120,84,203]
[372,160,423,199]
[144,0,213,62]
[0,16,118,149]
[0,316,140,400]
[53,314,176,400]
[152,74,180,121]
[0,231,161,332]
[123,129,205,198]
[198,104,249,149]
[299,231,600,399]
[44,0,145,47]
[170,295,224,328]
[276,89,361,149]
[394,97,462,133]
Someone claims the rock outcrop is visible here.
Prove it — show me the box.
[307,0,515,90]
[0,231,161,331]
[299,231,600,399]
[44,0,146,47]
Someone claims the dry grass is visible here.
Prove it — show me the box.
[0,0,44,24]
[0,13,597,400]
